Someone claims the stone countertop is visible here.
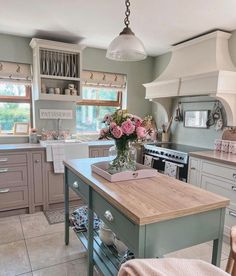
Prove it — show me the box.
[0,140,114,152]
[189,150,236,166]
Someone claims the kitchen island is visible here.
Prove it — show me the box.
[64,157,229,276]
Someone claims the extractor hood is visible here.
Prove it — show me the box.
[144,31,236,126]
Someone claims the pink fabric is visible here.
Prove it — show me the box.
[118,258,230,276]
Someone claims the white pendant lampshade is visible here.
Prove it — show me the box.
[106,1,147,62]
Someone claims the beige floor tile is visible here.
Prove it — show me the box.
[165,242,228,263]
[0,240,31,276]
[26,230,86,270]
[20,212,64,239]
[32,258,87,276]
[0,215,24,245]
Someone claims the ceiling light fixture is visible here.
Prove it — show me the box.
[106,0,147,62]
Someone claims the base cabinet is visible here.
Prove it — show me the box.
[188,156,236,236]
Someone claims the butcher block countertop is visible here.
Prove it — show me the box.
[64,157,229,225]
[190,150,236,166]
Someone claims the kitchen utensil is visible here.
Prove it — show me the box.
[113,237,128,256]
[48,87,54,94]
[54,88,60,95]
[65,88,71,95]
[98,222,115,246]
[71,88,77,96]
[162,132,170,143]
[68,84,75,89]
[166,115,173,133]
[174,103,183,121]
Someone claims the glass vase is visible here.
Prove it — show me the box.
[108,140,137,174]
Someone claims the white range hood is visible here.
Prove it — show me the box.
[144,31,236,126]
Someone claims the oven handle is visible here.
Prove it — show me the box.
[162,159,184,168]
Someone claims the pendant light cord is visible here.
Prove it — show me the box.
[124,0,131,28]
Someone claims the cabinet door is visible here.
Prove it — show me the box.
[89,147,100,158]
[0,165,27,188]
[101,147,110,157]
[46,166,78,204]
[32,153,44,205]
[187,157,200,187]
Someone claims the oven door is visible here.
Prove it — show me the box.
[152,156,188,182]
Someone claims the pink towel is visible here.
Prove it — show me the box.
[118,258,229,276]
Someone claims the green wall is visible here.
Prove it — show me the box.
[151,30,236,148]
[0,34,153,142]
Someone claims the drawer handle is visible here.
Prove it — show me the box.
[229,211,236,218]
[190,167,196,170]
[232,186,236,192]
[104,210,114,222]
[73,181,79,188]
[0,188,10,193]
[34,160,40,163]
[233,173,236,180]
[0,158,8,162]
[0,168,8,173]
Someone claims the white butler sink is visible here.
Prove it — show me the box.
[40,140,89,162]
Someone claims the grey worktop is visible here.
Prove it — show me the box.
[0,140,114,152]
[189,150,236,166]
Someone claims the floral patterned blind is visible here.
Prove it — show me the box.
[81,70,126,89]
[0,61,32,84]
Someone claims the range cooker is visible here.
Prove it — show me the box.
[144,143,207,181]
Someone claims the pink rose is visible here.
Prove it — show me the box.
[103,114,112,124]
[121,119,135,135]
[136,126,146,139]
[111,126,123,139]
[110,122,117,129]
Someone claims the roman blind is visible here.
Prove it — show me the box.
[81,70,126,89]
[0,61,32,84]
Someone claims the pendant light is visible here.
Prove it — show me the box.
[106,0,147,61]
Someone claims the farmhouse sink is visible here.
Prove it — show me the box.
[40,140,89,162]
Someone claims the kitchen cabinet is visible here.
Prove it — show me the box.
[30,38,83,101]
[32,152,44,207]
[188,156,236,236]
[45,162,78,206]
[89,145,111,158]
[187,157,201,187]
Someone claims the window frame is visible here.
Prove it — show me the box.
[76,87,124,134]
[0,85,33,134]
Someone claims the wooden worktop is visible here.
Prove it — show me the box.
[190,150,236,166]
[64,157,229,225]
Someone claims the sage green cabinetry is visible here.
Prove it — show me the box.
[188,156,236,236]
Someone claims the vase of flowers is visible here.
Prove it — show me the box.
[99,110,149,174]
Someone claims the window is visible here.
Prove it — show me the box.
[0,83,31,134]
[76,87,122,133]
[77,71,126,134]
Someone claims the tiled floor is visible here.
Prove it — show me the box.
[0,211,231,275]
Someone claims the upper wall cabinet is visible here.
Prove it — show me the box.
[30,38,84,101]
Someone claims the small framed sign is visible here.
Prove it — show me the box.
[39,109,73,120]
[184,110,209,128]
[13,123,30,135]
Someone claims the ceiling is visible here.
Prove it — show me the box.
[0,0,236,56]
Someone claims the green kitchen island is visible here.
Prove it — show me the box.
[64,157,229,276]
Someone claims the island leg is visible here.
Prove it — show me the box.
[212,208,225,266]
[88,188,94,276]
[64,168,70,245]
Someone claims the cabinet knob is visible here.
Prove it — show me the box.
[232,185,236,192]
[104,210,114,222]
[233,173,236,180]
[229,211,236,218]
[0,188,10,193]
[34,160,40,163]
[73,181,79,188]
[190,167,196,170]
